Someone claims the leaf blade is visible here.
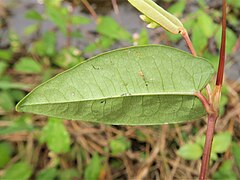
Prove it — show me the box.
[128,0,184,34]
[16,45,214,125]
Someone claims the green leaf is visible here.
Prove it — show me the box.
[177,143,203,160]
[168,0,186,17]
[227,14,239,26]
[0,115,34,135]
[14,57,42,74]
[232,143,240,168]
[110,159,123,169]
[97,16,131,41]
[202,52,219,71]
[166,31,181,43]
[212,132,232,153]
[0,142,13,168]
[1,161,33,180]
[58,169,79,180]
[213,160,237,180]
[135,129,147,141]
[24,24,39,35]
[71,15,91,25]
[110,136,131,155]
[197,0,207,8]
[192,23,208,54]
[43,32,56,56]
[137,29,150,45]
[84,153,102,180]
[25,10,43,21]
[227,0,240,8]
[128,0,185,34]
[0,49,13,61]
[46,6,67,33]
[36,168,58,180]
[97,36,115,49]
[40,117,71,154]
[196,135,220,161]
[84,36,115,53]
[0,91,15,111]
[197,10,215,38]
[183,15,195,31]
[0,81,31,90]
[11,89,26,101]
[71,31,82,38]
[211,152,218,161]
[16,45,214,125]
[44,0,63,7]
[0,61,8,77]
[54,47,83,69]
[31,31,56,57]
[84,43,98,53]
[9,31,21,53]
[215,28,237,54]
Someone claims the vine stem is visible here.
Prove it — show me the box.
[216,0,227,87]
[199,113,218,180]
[179,1,226,179]
[199,0,227,179]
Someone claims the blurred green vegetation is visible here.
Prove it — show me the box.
[0,0,239,179]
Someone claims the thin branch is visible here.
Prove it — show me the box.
[81,0,98,21]
[194,92,213,114]
[134,137,161,179]
[216,0,227,86]
[180,29,197,56]
[111,0,119,15]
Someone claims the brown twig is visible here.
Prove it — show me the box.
[134,137,161,179]
[111,0,119,15]
[80,0,98,21]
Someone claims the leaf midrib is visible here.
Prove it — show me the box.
[17,93,199,108]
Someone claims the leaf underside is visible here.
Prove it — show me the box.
[16,45,214,125]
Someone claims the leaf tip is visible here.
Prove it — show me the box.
[128,0,185,34]
[15,98,26,113]
[15,102,22,112]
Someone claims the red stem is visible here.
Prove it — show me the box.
[216,0,227,86]
[194,92,212,114]
[199,113,218,180]
[180,29,197,56]
[199,1,227,179]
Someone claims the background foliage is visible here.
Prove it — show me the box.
[0,0,239,179]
